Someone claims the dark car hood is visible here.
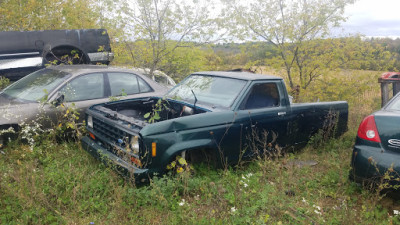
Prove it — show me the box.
[374,110,400,152]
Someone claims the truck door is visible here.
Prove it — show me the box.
[236,81,290,158]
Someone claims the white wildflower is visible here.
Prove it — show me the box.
[239,180,249,188]
[0,126,15,135]
[313,204,322,215]
[231,207,237,213]
[313,205,321,211]
[178,199,186,206]
[394,210,399,216]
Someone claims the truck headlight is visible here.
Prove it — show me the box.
[130,136,140,155]
[87,115,93,128]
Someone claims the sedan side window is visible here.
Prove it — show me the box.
[242,83,280,110]
[108,73,140,96]
[60,73,104,102]
[138,77,152,93]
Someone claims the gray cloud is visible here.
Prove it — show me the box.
[342,19,400,37]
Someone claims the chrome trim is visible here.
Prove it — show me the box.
[87,52,114,62]
[0,52,40,58]
[0,57,42,70]
[388,139,400,147]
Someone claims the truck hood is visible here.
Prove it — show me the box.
[140,110,236,136]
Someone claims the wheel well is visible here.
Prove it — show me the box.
[184,148,219,168]
[43,46,88,65]
[0,124,20,145]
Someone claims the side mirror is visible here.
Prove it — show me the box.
[52,92,65,107]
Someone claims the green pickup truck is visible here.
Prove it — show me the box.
[81,71,348,181]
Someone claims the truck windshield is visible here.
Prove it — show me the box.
[167,75,247,108]
[1,68,71,102]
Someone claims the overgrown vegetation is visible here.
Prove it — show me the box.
[2,0,400,223]
[1,69,400,224]
[2,131,400,224]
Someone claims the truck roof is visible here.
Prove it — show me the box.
[193,71,283,81]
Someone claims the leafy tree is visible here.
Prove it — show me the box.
[222,0,356,93]
[118,0,222,76]
[0,0,101,30]
[336,37,398,71]
[114,40,220,82]
[158,45,222,81]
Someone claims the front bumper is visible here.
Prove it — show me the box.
[350,142,400,185]
[87,52,114,64]
[81,136,149,181]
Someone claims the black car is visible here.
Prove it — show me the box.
[351,92,400,186]
[0,29,114,81]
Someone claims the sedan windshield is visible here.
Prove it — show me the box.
[166,75,247,108]
[1,68,71,101]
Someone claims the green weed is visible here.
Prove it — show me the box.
[0,76,9,90]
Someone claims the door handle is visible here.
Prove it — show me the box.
[278,112,286,116]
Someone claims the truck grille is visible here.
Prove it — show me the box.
[92,117,129,145]
[90,117,147,169]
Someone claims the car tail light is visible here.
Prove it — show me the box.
[357,115,381,143]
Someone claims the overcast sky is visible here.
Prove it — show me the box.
[339,0,400,38]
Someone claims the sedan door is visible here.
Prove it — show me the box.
[58,72,108,116]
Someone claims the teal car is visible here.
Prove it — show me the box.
[81,71,348,181]
[351,92,400,186]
